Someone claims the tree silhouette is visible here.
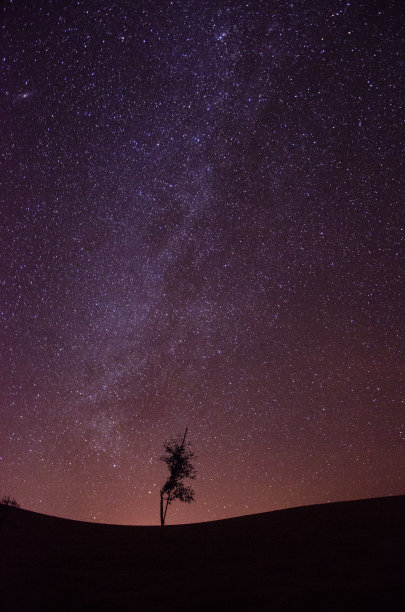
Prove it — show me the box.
[160,428,196,527]
[1,495,20,508]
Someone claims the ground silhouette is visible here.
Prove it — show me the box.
[1,496,404,611]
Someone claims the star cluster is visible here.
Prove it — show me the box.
[1,0,403,524]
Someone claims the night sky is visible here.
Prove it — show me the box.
[1,0,403,526]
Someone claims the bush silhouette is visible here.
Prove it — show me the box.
[1,495,20,508]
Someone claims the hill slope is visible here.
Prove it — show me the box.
[1,496,404,611]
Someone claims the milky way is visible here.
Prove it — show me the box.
[1,1,403,525]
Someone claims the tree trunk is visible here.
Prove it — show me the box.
[163,495,170,524]
[160,492,164,527]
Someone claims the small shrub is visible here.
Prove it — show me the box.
[1,495,20,508]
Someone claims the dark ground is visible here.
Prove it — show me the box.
[1,495,404,611]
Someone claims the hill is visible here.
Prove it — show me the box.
[1,496,404,611]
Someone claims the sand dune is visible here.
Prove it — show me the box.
[1,495,404,611]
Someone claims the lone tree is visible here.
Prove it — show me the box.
[160,427,196,527]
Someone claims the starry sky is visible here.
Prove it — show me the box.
[1,0,403,525]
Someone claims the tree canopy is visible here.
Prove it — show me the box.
[160,428,196,526]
